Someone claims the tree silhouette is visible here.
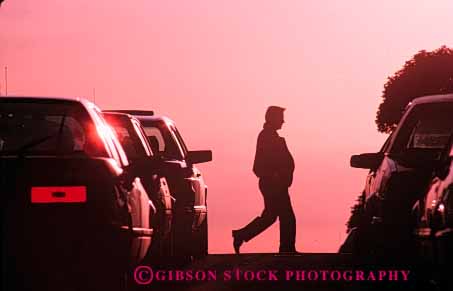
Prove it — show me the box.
[345,193,366,233]
[376,46,453,133]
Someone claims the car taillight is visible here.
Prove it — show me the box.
[84,124,109,157]
[31,186,87,203]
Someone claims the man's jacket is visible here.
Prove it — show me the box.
[253,124,295,187]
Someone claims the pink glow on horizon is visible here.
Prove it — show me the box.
[1,0,453,253]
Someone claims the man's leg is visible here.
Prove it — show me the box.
[234,193,277,242]
[278,189,297,252]
[232,180,278,253]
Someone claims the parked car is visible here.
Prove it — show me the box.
[340,94,453,259]
[105,110,212,258]
[102,112,173,257]
[1,97,155,290]
[413,138,453,265]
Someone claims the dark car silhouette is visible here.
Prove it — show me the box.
[340,94,453,259]
[1,97,155,290]
[102,112,174,257]
[413,138,453,265]
[105,110,212,258]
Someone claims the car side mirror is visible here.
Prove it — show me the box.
[187,150,212,164]
[350,153,384,169]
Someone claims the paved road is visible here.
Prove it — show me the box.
[131,253,441,291]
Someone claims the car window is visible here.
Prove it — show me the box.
[104,114,151,161]
[113,125,141,159]
[0,101,107,157]
[132,119,153,157]
[91,108,129,167]
[142,121,184,160]
[171,125,189,157]
[380,132,393,153]
[407,119,452,149]
[143,127,165,153]
[390,102,453,154]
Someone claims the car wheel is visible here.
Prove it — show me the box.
[152,225,174,260]
[193,216,208,259]
[158,219,174,257]
[339,227,361,254]
[153,210,193,266]
[339,226,376,257]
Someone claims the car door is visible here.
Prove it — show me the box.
[378,102,453,224]
[170,124,207,228]
[364,134,393,200]
[131,118,173,236]
[421,146,453,232]
[95,110,154,264]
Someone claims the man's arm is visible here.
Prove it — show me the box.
[253,132,276,178]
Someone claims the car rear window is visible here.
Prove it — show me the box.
[103,114,151,160]
[0,101,108,157]
[141,120,185,160]
[143,127,165,152]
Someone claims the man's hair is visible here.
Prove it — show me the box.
[265,106,285,122]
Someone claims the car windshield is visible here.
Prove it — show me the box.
[172,125,189,156]
[0,101,106,157]
[141,120,185,160]
[391,102,453,153]
[407,118,452,149]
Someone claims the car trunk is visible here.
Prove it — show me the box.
[1,156,130,289]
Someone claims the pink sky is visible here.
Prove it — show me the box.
[1,0,453,253]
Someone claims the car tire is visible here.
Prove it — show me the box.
[339,226,375,257]
[193,216,208,259]
[338,227,357,254]
[161,223,175,257]
[155,210,193,266]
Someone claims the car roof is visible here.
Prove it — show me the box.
[136,115,176,126]
[103,111,133,120]
[410,93,453,106]
[103,111,146,124]
[2,95,85,102]
[105,110,154,116]
[2,96,130,166]
[104,109,176,126]
[1,95,97,109]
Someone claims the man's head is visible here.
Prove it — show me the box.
[265,106,285,130]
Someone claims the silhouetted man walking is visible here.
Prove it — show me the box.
[232,106,297,254]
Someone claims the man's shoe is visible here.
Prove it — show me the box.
[232,230,243,254]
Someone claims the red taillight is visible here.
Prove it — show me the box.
[31,186,87,203]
